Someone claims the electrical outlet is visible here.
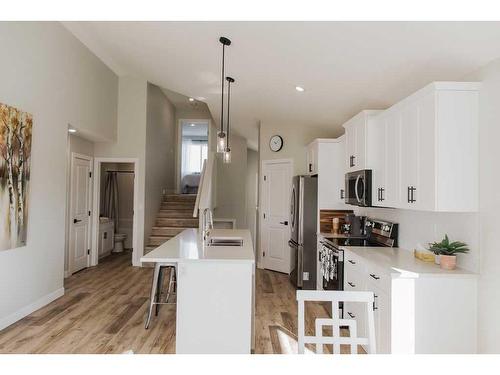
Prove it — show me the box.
[303,272,309,281]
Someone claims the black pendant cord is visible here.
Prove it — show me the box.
[227,79,230,148]
[218,37,231,135]
[220,43,225,134]
[226,76,235,149]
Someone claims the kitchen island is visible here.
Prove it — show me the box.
[140,228,255,354]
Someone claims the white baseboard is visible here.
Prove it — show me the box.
[0,287,65,331]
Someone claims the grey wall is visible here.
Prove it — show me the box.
[246,149,259,249]
[0,22,118,329]
[144,83,176,243]
[214,134,248,228]
[94,76,147,265]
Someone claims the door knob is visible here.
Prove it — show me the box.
[280,221,289,226]
[73,218,82,224]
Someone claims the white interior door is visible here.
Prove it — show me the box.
[69,153,93,274]
[261,159,293,273]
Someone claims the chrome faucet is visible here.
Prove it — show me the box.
[202,208,213,243]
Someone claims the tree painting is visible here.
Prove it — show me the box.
[0,102,32,251]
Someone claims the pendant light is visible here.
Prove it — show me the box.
[217,36,231,153]
[223,76,235,164]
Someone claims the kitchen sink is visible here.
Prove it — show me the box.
[206,237,244,247]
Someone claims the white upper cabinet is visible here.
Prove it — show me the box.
[306,138,347,210]
[343,110,382,171]
[306,140,319,175]
[368,82,479,212]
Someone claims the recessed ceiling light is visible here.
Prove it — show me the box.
[295,86,305,92]
[188,97,195,102]
[68,128,77,133]
[190,123,196,127]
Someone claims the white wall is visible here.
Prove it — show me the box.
[259,121,340,175]
[144,83,176,243]
[94,76,147,265]
[462,58,500,353]
[214,134,248,228]
[0,22,118,329]
[355,207,479,273]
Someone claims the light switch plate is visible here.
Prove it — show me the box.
[303,272,309,281]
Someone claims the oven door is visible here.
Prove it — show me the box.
[345,170,372,207]
[319,241,344,291]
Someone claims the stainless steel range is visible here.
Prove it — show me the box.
[319,217,398,291]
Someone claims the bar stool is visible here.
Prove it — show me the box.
[145,262,176,329]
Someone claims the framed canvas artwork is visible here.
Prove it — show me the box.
[0,102,33,251]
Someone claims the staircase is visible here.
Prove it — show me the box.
[145,194,198,254]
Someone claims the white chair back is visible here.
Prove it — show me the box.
[296,290,376,354]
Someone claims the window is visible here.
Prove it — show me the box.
[182,140,208,175]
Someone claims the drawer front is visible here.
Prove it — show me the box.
[365,264,391,291]
[344,250,364,275]
[344,268,365,291]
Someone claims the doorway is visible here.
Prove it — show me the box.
[92,158,140,267]
[177,120,209,194]
[260,159,293,273]
[68,153,93,274]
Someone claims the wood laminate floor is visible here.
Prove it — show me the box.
[0,252,357,354]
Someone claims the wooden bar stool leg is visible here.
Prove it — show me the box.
[145,263,160,329]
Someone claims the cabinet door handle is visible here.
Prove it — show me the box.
[348,260,356,264]
[410,186,416,203]
[352,155,356,167]
[347,282,356,288]
[347,312,356,319]
[407,186,411,203]
[369,273,380,280]
[309,163,312,173]
[340,189,345,200]
[373,294,378,310]
[380,188,385,201]
[73,218,82,224]
[279,221,288,226]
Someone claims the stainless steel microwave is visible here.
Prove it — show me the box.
[345,169,372,207]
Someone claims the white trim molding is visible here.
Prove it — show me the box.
[0,288,64,331]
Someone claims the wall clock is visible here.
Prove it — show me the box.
[269,135,283,152]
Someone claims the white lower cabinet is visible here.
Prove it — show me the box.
[342,248,477,354]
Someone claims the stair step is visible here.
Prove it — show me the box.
[157,210,194,218]
[156,218,198,227]
[148,236,174,246]
[151,226,186,236]
[161,202,195,210]
[164,194,197,203]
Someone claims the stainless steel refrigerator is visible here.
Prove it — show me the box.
[289,175,318,289]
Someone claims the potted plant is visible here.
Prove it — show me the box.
[429,234,469,270]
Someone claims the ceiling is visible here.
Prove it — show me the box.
[63,22,500,149]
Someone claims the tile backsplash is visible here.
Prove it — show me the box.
[355,207,480,273]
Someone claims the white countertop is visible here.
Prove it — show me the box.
[140,228,255,264]
[341,246,477,279]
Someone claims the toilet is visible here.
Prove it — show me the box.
[113,233,127,253]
